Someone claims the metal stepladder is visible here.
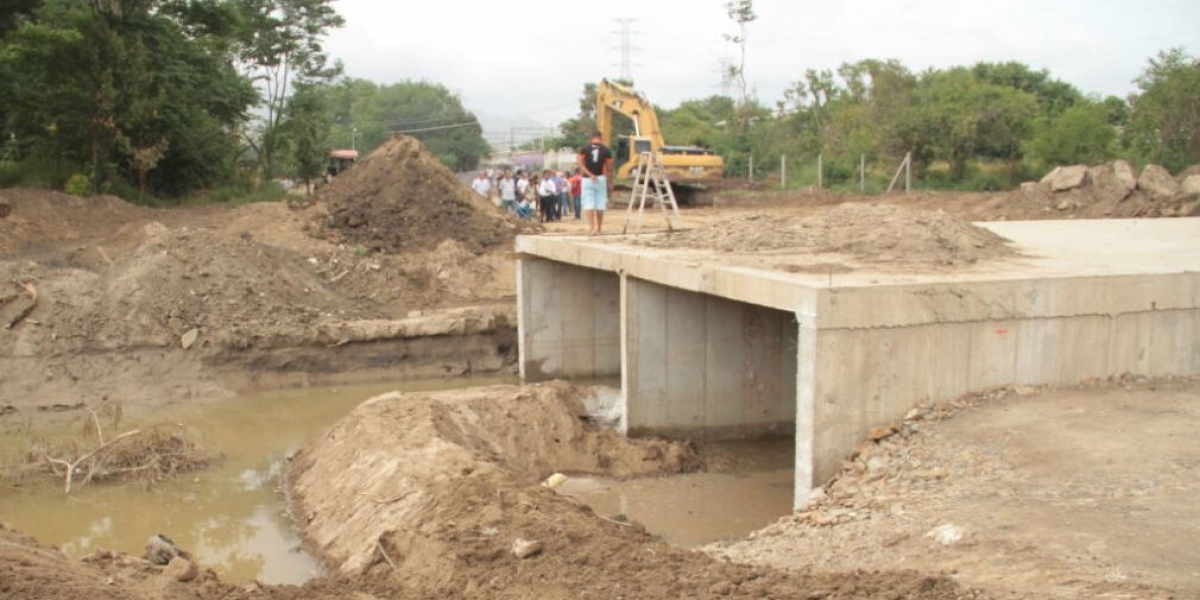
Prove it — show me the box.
[622,151,682,236]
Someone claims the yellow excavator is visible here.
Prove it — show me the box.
[594,79,724,203]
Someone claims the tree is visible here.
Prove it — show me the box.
[317,78,489,172]
[281,81,330,192]
[1028,102,1116,168]
[971,61,1082,118]
[1124,47,1200,172]
[0,0,257,197]
[901,68,1037,180]
[723,0,755,108]
[234,0,343,180]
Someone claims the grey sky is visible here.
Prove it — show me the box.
[324,0,1199,128]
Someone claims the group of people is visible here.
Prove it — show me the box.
[471,132,613,235]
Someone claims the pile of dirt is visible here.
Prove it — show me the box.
[0,191,518,411]
[310,135,530,255]
[0,189,157,257]
[288,382,984,600]
[645,203,1016,268]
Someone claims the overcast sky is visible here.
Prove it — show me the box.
[324,0,1199,130]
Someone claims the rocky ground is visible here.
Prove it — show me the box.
[1,149,1198,599]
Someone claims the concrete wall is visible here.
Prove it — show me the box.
[622,277,797,439]
[799,273,1200,496]
[518,259,621,381]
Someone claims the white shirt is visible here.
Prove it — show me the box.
[538,178,556,197]
[498,178,516,201]
[471,177,491,197]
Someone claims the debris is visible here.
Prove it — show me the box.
[867,426,894,442]
[4,281,37,330]
[164,556,198,582]
[511,537,543,559]
[542,472,569,489]
[145,534,188,565]
[925,524,964,546]
[180,328,200,350]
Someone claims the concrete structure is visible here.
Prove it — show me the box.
[516,219,1200,508]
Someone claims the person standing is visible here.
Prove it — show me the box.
[471,170,492,199]
[569,167,583,221]
[538,170,559,222]
[578,131,613,235]
[552,170,570,218]
[497,170,517,214]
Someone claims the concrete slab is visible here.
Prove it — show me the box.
[516,219,1200,509]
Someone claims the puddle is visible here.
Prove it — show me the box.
[555,437,795,547]
[0,376,513,584]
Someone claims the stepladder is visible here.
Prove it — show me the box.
[622,151,682,236]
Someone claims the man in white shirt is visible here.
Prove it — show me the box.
[471,171,492,198]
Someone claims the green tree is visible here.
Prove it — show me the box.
[1124,47,1200,172]
[971,61,1082,118]
[1028,101,1116,168]
[234,0,344,180]
[321,78,488,172]
[281,81,330,192]
[0,0,256,196]
[900,68,1037,180]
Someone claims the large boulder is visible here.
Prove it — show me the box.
[1179,175,1200,200]
[1040,165,1089,192]
[1137,164,1180,199]
[1088,161,1137,203]
[1019,180,1051,203]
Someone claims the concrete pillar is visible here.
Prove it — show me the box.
[518,258,620,381]
[621,276,796,439]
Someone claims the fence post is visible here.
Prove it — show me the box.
[749,156,754,181]
[860,154,865,192]
[905,152,911,193]
[817,153,823,189]
[781,155,787,189]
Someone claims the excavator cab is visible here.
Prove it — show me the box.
[614,136,654,179]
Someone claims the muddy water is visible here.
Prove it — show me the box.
[0,377,512,585]
[555,437,795,547]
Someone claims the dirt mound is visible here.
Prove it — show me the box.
[288,382,982,600]
[647,203,1016,268]
[0,189,159,257]
[311,135,528,254]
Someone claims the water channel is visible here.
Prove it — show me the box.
[1,380,795,584]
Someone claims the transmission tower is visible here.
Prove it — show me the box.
[614,18,638,83]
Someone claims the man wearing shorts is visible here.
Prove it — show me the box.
[577,131,613,236]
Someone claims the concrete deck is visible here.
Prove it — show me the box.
[515,218,1200,508]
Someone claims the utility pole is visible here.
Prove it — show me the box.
[614,18,637,83]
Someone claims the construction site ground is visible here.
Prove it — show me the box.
[1,144,1198,600]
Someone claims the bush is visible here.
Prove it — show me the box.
[64,173,92,197]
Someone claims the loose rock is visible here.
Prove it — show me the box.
[511,538,543,559]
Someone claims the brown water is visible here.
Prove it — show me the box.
[555,438,795,547]
[0,377,512,584]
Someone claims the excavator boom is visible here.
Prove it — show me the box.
[594,79,724,184]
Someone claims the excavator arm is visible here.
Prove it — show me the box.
[593,79,724,184]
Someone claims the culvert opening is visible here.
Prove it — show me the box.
[552,434,796,547]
